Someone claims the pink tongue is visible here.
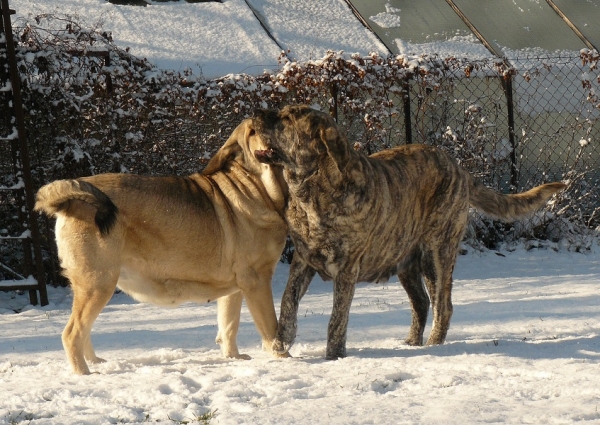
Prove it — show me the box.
[256,149,274,157]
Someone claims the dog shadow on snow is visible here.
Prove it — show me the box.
[342,334,600,362]
[5,322,598,375]
[290,332,600,364]
[5,293,598,371]
[290,292,600,363]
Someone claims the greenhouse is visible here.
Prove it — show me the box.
[353,0,598,56]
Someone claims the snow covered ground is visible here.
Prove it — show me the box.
[1,246,600,424]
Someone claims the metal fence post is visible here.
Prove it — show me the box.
[402,77,412,144]
[330,82,338,122]
[502,75,519,191]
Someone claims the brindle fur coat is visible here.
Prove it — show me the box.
[253,105,566,360]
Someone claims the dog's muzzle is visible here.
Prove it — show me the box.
[254,149,278,164]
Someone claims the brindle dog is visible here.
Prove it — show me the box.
[253,104,566,360]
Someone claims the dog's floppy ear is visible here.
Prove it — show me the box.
[202,121,246,175]
[319,121,349,170]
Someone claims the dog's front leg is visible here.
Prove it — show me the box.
[326,271,357,360]
[216,291,251,360]
[275,256,316,354]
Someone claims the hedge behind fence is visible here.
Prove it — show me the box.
[2,15,600,283]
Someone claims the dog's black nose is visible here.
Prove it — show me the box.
[252,109,281,127]
[252,108,269,119]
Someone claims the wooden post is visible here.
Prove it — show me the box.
[1,0,48,305]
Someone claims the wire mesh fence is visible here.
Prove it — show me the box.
[1,15,599,284]
[290,53,600,249]
[406,54,600,250]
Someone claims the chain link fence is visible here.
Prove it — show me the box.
[292,53,599,251]
[410,55,599,250]
[1,16,599,284]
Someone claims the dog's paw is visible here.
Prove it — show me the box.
[226,353,251,360]
[236,354,252,360]
[325,353,345,361]
[275,324,297,352]
[220,344,251,360]
[425,330,446,346]
[272,338,293,355]
[265,338,292,358]
[86,356,106,365]
[404,336,423,346]
[425,337,445,346]
[325,348,346,360]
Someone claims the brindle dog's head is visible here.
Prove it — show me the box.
[253,105,350,178]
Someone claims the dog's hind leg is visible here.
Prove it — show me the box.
[423,205,468,345]
[326,269,357,360]
[398,255,429,346]
[275,256,316,354]
[63,270,118,375]
[216,291,250,360]
[422,246,458,346]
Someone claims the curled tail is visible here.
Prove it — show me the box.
[34,179,118,235]
[468,176,566,221]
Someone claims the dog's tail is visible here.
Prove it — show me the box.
[34,179,118,235]
[468,175,566,221]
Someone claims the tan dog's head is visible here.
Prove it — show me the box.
[202,118,288,210]
[202,118,278,176]
[252,105,350,179]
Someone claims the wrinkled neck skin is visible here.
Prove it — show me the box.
[211,159,288,223]
[261,163,288,215]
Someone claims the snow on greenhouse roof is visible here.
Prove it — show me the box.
[352,0,599,58]
[9,0,600,80]
[348,0,490,57]
[244,0,389,62]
